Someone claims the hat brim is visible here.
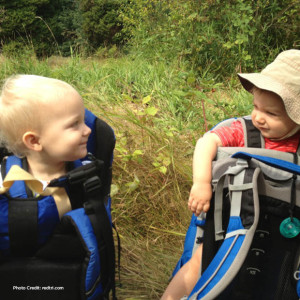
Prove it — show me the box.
[238,73,283,96]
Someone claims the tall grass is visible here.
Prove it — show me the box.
[0,52,253,298]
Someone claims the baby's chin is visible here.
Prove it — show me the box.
[262,132,289,141]
[69,149,88,161]
[258,130,280,140]
[255,127,270,137]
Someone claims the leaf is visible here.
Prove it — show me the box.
[125,175,140,192]
[142,95,151,104]
[122,94,133,102]
[145,106,158,116]
[152,162,160,167]
[159,166,167,174]
[163,157,171,166]
[187,12,198,20]
[110,184,119,197]
[187,76,196,85]
[133,149,144,156]
[125,181,139,192]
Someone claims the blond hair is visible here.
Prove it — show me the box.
[0,75,78,157]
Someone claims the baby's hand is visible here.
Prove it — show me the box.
[188,182,212,216]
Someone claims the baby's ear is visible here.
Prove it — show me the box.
[22,132,42,152]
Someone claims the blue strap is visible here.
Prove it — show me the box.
[297,268,300,297]
[188,217,245,299]
[172,214,205,277]
[232,152,300,175]
[64,208,102,300]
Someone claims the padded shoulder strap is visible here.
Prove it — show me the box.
[84,109,115,162]
[83,174,116,299]
[3,156,38,256]
[84,109,115,198]
[85,109,97,155]
[210,116,264,149]
[240,116,264,148]
[3,156,31,198]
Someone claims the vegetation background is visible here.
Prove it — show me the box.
[0,0,299,298]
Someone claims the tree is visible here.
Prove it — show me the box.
[0,0,82,56]
[79,0,125,51]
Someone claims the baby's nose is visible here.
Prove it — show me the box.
[84,124,92,136]
[255,112,265,123]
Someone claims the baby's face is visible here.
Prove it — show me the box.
[251,89,297,139]
[38,90,91,164]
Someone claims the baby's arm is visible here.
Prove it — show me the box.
[188,132,222,216]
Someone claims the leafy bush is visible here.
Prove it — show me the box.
[79,0,125,52]
[0,0,82,56]
[120,0,300,80]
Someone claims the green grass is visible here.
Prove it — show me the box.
[0,52,253,299]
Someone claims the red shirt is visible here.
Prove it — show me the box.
[211,120,300,153]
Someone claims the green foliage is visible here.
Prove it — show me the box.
[36,0,85,56]
[0,0,82,56]
[120,0,300,80]
[79,0,125,51]
[1,0,298,70]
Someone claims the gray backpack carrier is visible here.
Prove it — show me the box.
[172,116,300,300]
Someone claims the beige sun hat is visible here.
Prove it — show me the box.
[238,49,300,124]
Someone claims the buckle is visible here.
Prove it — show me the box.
[68,160,103,185]
[83,176,102,195]
[48,176,68,187]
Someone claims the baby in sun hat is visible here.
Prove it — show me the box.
[238,49,300,138]
[161,49,300,300]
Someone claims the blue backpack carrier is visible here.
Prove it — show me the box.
[172,117,300,300]
[0,109,118,300]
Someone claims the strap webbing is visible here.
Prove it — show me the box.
[8,199,38,256]
[83,176,117,299]
[242,117,262,148]
[214,160,249,241]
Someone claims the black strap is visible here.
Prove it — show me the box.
[243,117,262,148]
[8,199,38,256]
[290,154,298,220]
[0,147,11,162]
[49,159,104,210]
[95,119,115,198]
[83,176,117,299]
[113,223,122,289]
[22,158,34,198]
[4,157,37,256]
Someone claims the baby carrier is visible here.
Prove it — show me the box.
[172,116,300,300]
[0,109,118,300]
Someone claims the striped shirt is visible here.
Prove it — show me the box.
[211,120,300,153]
